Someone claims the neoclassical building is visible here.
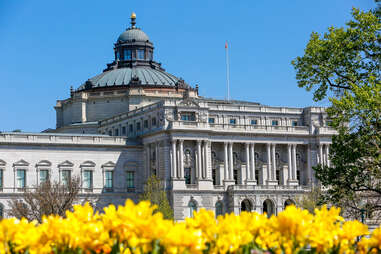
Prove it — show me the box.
[0,14,335,220]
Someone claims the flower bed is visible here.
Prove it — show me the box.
[0,200,380,254]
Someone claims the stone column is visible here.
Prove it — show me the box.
[245,143,250,183]
[171,140,177,178]
[325,144,330,167]
[292,144,297,181]
[250,143,255,181]
[307,144,312,185]
[224,142,228,180]
[205,141,211,180]
[229,142,234,180]
[266,143,271,181]
[319,144,324,166]
[271,144,276,180]
[197,140,202,180]
[145,144,151,178]
[155,142,159,175]
[81,101,87,123]
[179,140,184,179]
[287,144,292,180]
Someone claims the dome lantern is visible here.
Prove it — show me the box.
[114,12,154,65]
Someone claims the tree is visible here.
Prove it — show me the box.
[295,186,324,214]
[292,7,381,220]
[8,177,82,223]
[291,8,380,101]
[140,175,173,220]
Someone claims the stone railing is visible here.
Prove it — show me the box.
[169,121,310,135]
[0,133,127,146]
[227,184,310,191]
[317,127,338,135]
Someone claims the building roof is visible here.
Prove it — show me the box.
[77,66,183,90]
[117,28,150,43]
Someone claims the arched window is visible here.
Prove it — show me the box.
[241,199,252,212]
[189,200,197,218]
[215,201,223,217]
[284,199,295,209]
[263,199,275,217]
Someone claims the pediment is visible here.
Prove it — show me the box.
[80,160,96,167]
[0,159,6,166]
[102,161,116,168]
[13,159,29,167]
[36,160,52,167]
[58,160,74,168]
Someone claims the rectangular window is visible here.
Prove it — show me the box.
[136,122,141,131]
[61,170,71,186]
[251,119,258,125]
[122,126,126,135]
[40,170,49,183]
[137,49,145,59]
[208,117,215,124]
[129,124,133,133]
[126,172,135,189]
[230,118,237,125]
[114,128,119,136]
[292,121,298,127]
[152,117,157,126]
[82,170,93,189]
[181,112,195,121]
[144,120,148,128]
[124,49,132,60]
[272,120,279,126]
[108,130,112,136]
[105,171,113,191]
[17,169,26,188]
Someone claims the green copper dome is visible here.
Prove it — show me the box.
[77,66,185,90]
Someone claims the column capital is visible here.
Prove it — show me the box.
[197,139,202,144]
[245,142,250,148]
[179,139,184,144]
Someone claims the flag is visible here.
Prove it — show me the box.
[225,41,228,49]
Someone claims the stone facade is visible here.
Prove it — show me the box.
[0,14,335,220]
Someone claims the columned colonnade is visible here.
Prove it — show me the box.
[144,139,331,186]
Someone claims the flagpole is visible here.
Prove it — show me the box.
[225,41,230,101]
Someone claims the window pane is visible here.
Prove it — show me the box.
[272,120,279,126]
[83,170,93,189]
[251,119,257,125]
[208,118,215,124]
[0,170,3,188]
[230,119,236,124]
[126,172,135,188]
[61,170,71,186]
[124,49,132,60]
[105,171,113,188]
[17,169,25,188]
[138,49,145,59]
[40,170,49,183]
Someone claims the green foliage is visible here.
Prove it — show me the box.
[140,175,174,220]
[291,8,380,101]
[293,6,381,219]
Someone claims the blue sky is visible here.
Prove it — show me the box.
[0,0,376,132]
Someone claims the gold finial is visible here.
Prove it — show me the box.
[130,12,136,28]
